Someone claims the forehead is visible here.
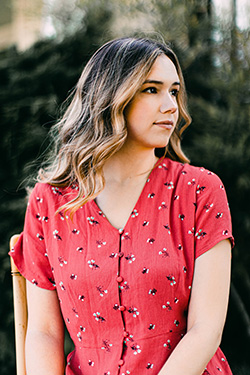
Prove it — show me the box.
[146,54,180,83]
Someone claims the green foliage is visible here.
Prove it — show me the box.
[0,2,112,374]
[1,1,249,374]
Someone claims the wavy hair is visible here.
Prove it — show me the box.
[39,37,192,214]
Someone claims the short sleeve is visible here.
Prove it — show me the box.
[9,184,56,290]
[194,170,234,259]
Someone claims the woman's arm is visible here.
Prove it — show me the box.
[158,239,232,375]
[25,280,65,375]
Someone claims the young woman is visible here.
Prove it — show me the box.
[11,37,234,375]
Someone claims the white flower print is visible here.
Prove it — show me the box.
[125,254,135,263]
[88,259,100,269]
[148,288,157,296]
[164,181,174,189]
[158,201,167,210]
[195,229,207,239]
[96,239,106,248]
[122,232,131,240]
[98,210,105,217]
[163,340,171,350]
[120,280,130,291]
[159,248,169,258]
[204,203,214,212]
[77,332,82,342]
[93,312,105,322]
[53,230,62,240]
[87,216,99,225]
[96,285,108,297]
[147,238,155,244]
[188,227,195,236]
[101,339,112,352]
[128,306,139,317]
[163,224,171,234]
[51,187,62,195]
[59,281,66,291]
[148,323,155,330]
[188,178,196,186]
[131,343,141,355]
[59,212,69,220]
[166,275,176,286]
[58,256,67,267]
[196,185,206,194]
[76,247,84,252]
[158,162,168,170]
[216,212,223,219]
[131,209,139,218]
[162,301,172,311]
[148,193,155,198]
[72,307,79,318]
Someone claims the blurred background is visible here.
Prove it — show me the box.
[0,0,249,374]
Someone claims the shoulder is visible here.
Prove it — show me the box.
[28,182,79,207]
[164,158,224,190]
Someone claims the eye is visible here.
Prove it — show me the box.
[142,87,158,94]
[171,88,179,97]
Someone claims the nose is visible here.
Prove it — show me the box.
[160,93,178,114]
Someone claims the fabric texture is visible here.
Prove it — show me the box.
[10,157,234,375]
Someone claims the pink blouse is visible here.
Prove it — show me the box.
[10,157,234,375]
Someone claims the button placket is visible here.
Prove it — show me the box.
[116,229,129,367]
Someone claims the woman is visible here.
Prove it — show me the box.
[11,37,234,375]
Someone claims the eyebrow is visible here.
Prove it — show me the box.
[143,80,180,86]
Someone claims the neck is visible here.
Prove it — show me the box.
[103,147,159,183]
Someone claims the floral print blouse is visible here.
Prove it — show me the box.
[11,157,234,375]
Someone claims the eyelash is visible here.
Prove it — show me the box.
[142,87,180,97]
[143,87,158,94]
[171,89,179,97]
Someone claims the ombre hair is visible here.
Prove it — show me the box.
[39,37,191,214]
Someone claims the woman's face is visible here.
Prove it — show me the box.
[124,54,180,152]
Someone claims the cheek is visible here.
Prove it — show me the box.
[125,103,147,127]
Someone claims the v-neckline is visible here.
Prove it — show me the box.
[90,157,165,233]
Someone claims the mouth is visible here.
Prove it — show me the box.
[154,120,174,130]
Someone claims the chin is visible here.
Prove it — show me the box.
[153,139,170,149]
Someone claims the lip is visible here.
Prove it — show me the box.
[154,120,174,130]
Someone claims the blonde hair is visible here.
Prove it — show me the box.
[39,37,191,214]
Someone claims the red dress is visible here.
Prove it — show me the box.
[11,158,234,375]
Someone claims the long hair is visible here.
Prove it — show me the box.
[39,37,191,214]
